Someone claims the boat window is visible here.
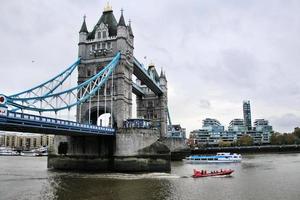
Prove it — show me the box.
[234,156,237,158]
[208,158,213,160]
[214,158,218,160]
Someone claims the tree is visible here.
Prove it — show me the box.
[293,127,300,139]
[286,134,296,144]
[270,133,279,145]
[218,140,232,147]
[237,135,253,146]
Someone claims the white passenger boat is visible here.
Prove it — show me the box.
[184,152,242,163]
[0,147,19,156]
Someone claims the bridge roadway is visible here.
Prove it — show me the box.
[0,111,115,136]
[133,57,163,96]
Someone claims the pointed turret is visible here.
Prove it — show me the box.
[79,15,88,33]
[128,20,134,37]
[118,9,126,27]
[87,3,118,40]
[160,69,164,78]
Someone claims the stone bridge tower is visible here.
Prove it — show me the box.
[77,5,134,128]
[136,65,168,137]
[48,4,171,172]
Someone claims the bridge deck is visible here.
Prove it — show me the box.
[133,57,163,96]
[0,111,115,136]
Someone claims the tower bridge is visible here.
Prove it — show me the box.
[0,4,187,172]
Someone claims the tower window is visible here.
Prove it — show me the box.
[97,32,101,39]
[102,31,107,38]
[97,43,100,49]
[107,42,111,49]
[102,43,106,49]
[87,69,92,77]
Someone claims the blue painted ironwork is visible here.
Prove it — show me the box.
[5,52,121,113]
[10,58,81,98]
[0,110,115,136]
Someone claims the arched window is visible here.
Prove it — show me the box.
[97,32,101,39]
[102,31,107,38]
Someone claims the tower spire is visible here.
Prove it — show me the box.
[118,8,126,26]
[79,15,88,33]
[128,19,134,37]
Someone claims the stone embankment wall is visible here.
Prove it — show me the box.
[192,145,300,154]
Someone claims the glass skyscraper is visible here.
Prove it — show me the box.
[243,100,252,131]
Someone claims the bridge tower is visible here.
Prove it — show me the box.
[136,66,168,137]
[77,6,133,128]
[48,4,171,172]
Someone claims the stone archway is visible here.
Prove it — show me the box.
[85,106,117,128]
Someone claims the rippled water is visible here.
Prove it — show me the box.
[0,154,300,200]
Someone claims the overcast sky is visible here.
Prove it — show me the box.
[0,0,299,134]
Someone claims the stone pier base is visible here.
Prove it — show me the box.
[114,128,171,172]
[161,137,191,161]
[48,129,171,172]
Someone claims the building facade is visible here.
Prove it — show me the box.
[243,100,252,131]
[0,133,54,150]
[189,101,274,147]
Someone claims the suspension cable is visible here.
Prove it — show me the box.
[79,90,82,123]
[88,84,92,124]
[104,82,107,114]
[89,95,91,124]
[111,71,114,128]
[97,87,100,126]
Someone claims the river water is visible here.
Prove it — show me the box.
[0,153,300,200]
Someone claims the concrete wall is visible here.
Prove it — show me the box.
[115,128,159,156]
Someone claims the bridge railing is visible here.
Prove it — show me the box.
[4,111,115,134]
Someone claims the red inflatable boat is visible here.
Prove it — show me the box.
[192,169,234,178]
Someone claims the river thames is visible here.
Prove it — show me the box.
[0,153,300,200]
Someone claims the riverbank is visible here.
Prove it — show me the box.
[191,144,300,154]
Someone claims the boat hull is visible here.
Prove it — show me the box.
[184,159,241,164]
[192,169,234,178]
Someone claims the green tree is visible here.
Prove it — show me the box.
[286,134,296,144]
[218,140,232,147]
[270,133,280,145]
[277,134,286,145]
[237,135,253,146]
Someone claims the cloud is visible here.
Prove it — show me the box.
[269,114,300,133]
[0,0,299,135]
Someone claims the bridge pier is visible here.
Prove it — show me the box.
[48,129,171,172]
[114,128,170,172]
[48,135,114,171]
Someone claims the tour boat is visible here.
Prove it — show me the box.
[32,147,48,156]
[0,147,19,156]
[184,152,242,163]
[192,169,234,178]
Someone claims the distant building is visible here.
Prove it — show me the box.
[189,101,274,147]
[0,133,54,150]
[228,119,246,132]
[243,100,252,131]
[167,124,186,138]
[202,118,224,133]
[253,119,273,143]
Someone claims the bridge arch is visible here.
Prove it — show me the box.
[84,106,117,128]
